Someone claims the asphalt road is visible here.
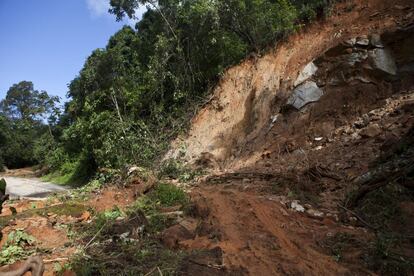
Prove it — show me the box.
[3,176,68,199]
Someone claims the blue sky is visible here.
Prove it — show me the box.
[0,0,145,102]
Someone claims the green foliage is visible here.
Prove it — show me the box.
[0,178,6,194]
[38,0,336,179]
[69,182,188,275]
[94,206,124,230]
[367,233,414,275]
[0,81,60,169]
[6,229,35,246]
[0,230,36,265]
[151,183,188,207]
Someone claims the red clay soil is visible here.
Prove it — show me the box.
[0,184,138,275]
[185,187,374,275]
[166,0,414,275]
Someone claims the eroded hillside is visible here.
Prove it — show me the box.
[0,0,413,275]
[164,0,414,275]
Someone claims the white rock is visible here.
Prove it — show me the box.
[291,200,305,212]
[368,48,397,75]
[294,62,318,86]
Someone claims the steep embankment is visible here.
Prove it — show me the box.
[168,0,413,170]
[164,0,414,275]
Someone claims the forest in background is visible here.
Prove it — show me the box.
[0,0,336,184]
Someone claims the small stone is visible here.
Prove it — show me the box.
[291,200,305,212]
[306,209,324,220]
[344,38,356,46]
[360,124,381,138]
[356,35,370,46]
[395,5,407,10]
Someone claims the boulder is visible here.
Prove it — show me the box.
[294,62,318,86]
[287,81,324,110]
[368,48,397,75]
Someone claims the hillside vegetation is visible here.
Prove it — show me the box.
[1,0,335,181]
[1,0,413,275]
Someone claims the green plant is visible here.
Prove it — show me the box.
[94,206,124,230]
[366,233,414,275]
[0,230,36,265]
[151,183,188,207]
[158,159,202,182]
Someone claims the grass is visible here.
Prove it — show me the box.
[365,233,414,275]
[41,172,73,186]
[321,232,362,263]
[65,182,189,275]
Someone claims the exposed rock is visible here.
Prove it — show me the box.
[287,81,324,110]
[294,62,318,86]
[306,209,324,220]
[291,200,305,212]
[370,34,384,48]
[360,123,381,138]
[354,114,370,129]
[344,38,356,46]
[368,48,397,75]
[356,35,370,46]
[346,52,368,66]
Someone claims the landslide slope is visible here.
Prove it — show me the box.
[165,0,414,275]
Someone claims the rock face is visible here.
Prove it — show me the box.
[287,81,324,110]
[294,62,318,86]
[368,48,397,75]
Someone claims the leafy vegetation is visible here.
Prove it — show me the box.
[67,182,188,275]
[0,0,337,182]
[0,81,60,169]
[0,230,36,265]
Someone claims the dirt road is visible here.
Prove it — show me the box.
[3,177,67,199]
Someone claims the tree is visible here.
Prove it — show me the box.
[0,81,60,168]
[0,81,60,122]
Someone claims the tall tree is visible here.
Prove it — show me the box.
[0,81,60,122]
[0,81,60,168]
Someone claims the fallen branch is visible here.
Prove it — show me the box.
[84,222,107,249]
[338,204,378,230]
[43,257,69,264]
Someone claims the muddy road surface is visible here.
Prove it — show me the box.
[3,177,68,199]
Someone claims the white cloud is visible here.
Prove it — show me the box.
[86,0,110,17]
[86,0,147,26]
[127,6,147,26]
